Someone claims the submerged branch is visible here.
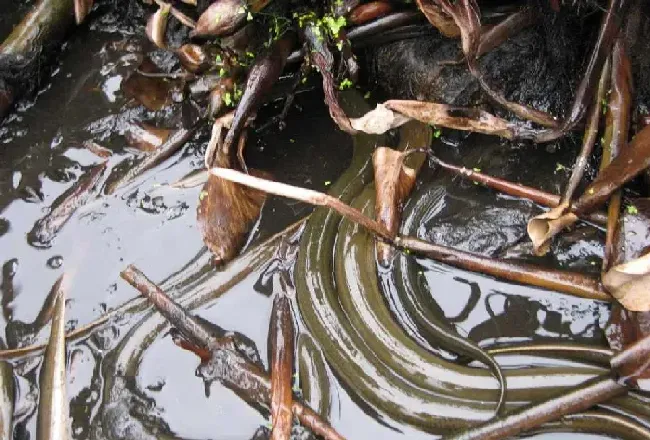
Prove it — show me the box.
[120,265,347,440]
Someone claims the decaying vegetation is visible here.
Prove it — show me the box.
[3,0,650,438]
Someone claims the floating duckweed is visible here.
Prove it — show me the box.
[322,15,346,38]
[223,92,233,106]
[339,78,353,90]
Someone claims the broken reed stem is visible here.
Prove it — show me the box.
[120,265,347,440]
[445,332,650,440]
[610,330,650,380]
[209,167,610,301]
[395,236,609,301]
[475,7,535,57]
[210,168,393,240]
[106,125,196,195]
[427,155,607,225]
[121,266,215,349]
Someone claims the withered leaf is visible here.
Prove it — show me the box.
[415,0,460,38]
[603,253,650,312]
[196,173,267,265]
[349,1,393,25]
[373,147,416,266]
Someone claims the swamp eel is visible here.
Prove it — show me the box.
[294,90,650,434]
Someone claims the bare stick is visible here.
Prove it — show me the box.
[209,167,610,301]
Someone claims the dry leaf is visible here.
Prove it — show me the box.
[349,1,393,25]
[350,104,409,134]
[603,253,650,312]
[373,147,416,266]
[176,44,208,73]
[526,202,577,257]
[36,276,69,439]
[197,173,266,265]
[415,0,460,38]
[197,117,266,264]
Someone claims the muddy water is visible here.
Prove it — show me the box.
[0,5,619,440]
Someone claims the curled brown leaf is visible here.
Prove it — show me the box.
[373,147,416,266]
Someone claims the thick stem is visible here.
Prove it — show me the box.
[429,155,607,225]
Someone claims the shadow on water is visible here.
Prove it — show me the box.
[0,4,620,440]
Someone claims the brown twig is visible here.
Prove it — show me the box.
[28,161,107,246]
[442,376,626,440]
[304,23,357,134]
[152,0,196,28]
